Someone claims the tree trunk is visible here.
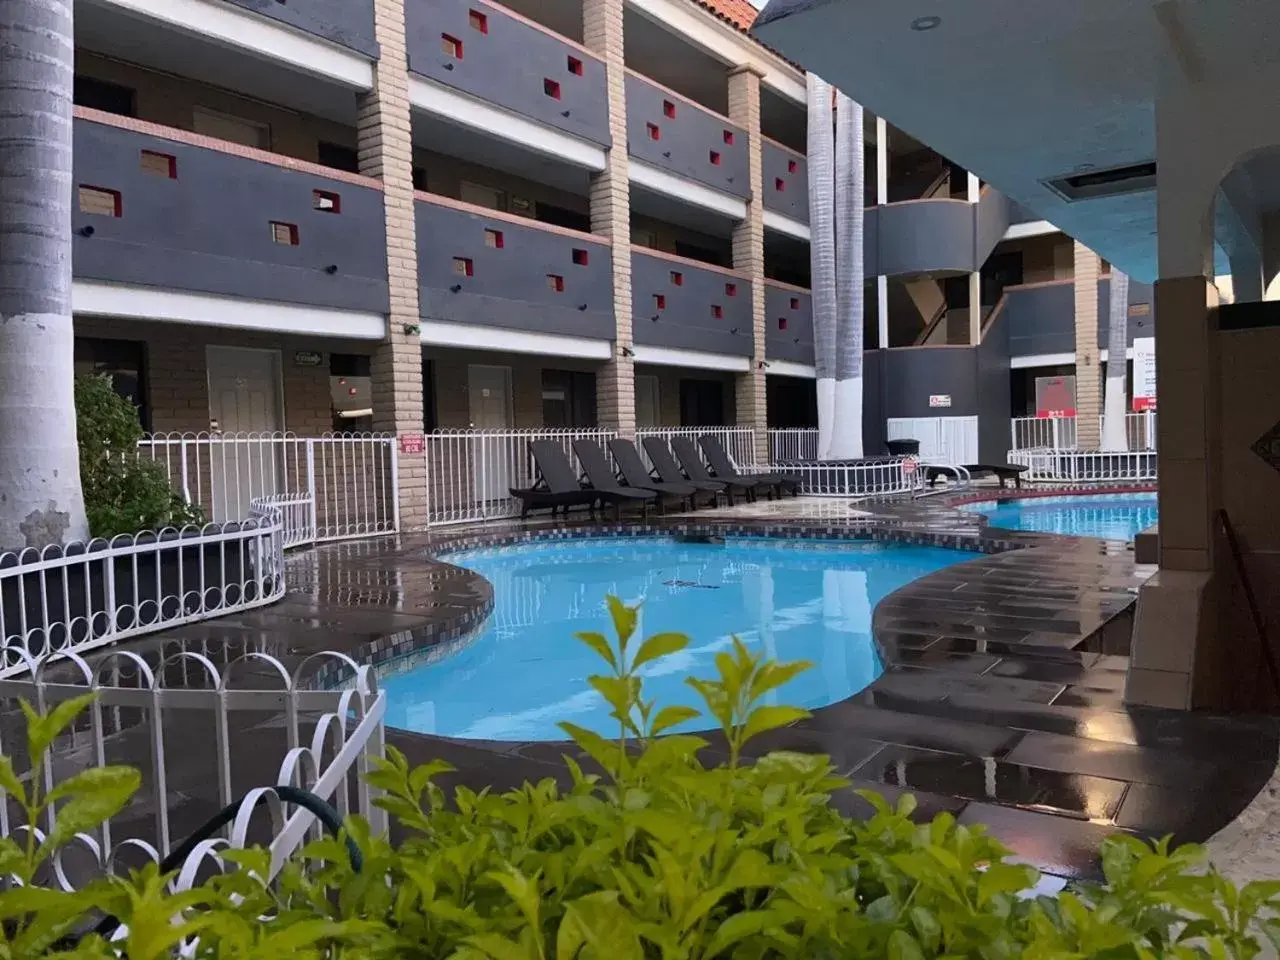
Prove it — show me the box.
[806,73,837,460]
[1101,270,1131,451]
[0,0,89,550]
[831,91,864,459]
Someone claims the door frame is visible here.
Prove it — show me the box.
[205,345,286,434]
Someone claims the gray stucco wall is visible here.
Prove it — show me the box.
[764,283,813,365]
[862,349,886,455]
[223,0,377,57]
[762,140,807,222]
[631,253,752,356]
[882,347,980,419]
[975,189,1011,267]
[868,200,976,277]
[416,200,614,339]
[625,74,749,199]
[976,307,1012,463]
[72,119,389,313]
[407,0,609,146]
[1003,279,1156,358]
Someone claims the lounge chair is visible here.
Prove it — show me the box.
[570,439,663,513]
[509,440,646,519]
[607,438,705,510]
[699,435,802,498]
[925,463,1028,489]
[638,437,728,506]
[669,437,763,503]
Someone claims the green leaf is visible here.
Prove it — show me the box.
[575,631,618,672]
[606,596,639,652]
[0,756,25,803]
[631,632,688,671]
[909,906,942,952]
[648,705,701,737]
[23,694,96,766]
[42,765,140,855]
[887,929,925,960]
[559,722,625,778]
[703,909,778,957]
[741,705,809,742]
[464,932,537,960]
[559,892,644,960]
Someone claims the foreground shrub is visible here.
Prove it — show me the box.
[76,374,205,539]
[3,598,1279,956]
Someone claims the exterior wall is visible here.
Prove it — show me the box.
[406,0,610,145]
[414,149,590,219]
[634,365,736,427]
[73,317,347,435]
[631,251,753,356]
[1072,241,1102,447]
[1006,233,1074,284]
[75,54,357,166]
[1003,278,1156,357]
[864,189,1011,279]
[975,305,1012,464]
[73,112,389,313]
[416,195,614,338]
[882,347,980,419]
[625,72,749,198]
[221,0,378,57]
[425,348,601,428]
[762,137,807,221]
[629,215,732,265]
[764,281,813,364]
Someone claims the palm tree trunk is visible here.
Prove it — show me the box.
[806,73,837,460]
[1101,270,1131,451]
[0,0,89,550]
[831,91,864,459]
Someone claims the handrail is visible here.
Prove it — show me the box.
[913,299,950,346]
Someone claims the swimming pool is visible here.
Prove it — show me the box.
[960,492,1158,541]
[381,536,976,741]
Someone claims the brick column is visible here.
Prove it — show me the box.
[584,0,635,436]
[1072,241,1102,449]
[728,65,767,463]
[358,0,428,528]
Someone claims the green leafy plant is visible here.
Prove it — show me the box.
[75,374,205,539]
[4,600,1280,957]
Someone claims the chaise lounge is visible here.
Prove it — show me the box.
[598,438,705,511]
[640,437,731,505]
[510,440,652,519]
[571,439,669,513]
[699,435,802,498]
[669,437,765,503]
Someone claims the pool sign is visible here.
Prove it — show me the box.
[928,394,952,408]
[1132,337,1157,411]
[399,433,425,455]
[1035,375,1076,418]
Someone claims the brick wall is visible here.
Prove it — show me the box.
[1073,241,1102,448]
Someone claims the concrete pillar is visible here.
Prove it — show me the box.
[967,170,982,345]
[729,64,767,461]
[584,0,635,436]
[358,0,428,529]
[875,117,889,349]
[1072,241,1102,448]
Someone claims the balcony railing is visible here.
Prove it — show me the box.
[72,109,389,314]
[764,280,813,365]
[625,72,749,198]
[1002,278,1155,359]
[406,0,609,145]
[762,137,808,222]
[416,192,615,340]
[632,249,752,356]
[222,0,377,57]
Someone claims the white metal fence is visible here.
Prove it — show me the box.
[887,416,979,464]
[1008,448,1159,483]
[767,428,818,463]
[0,645,385,900]
[636,426,758,470]
[777,458,923,497]
[424,428,617,526]
[1010,412,1157,452]
[139,431,398,544]
[0,518,286,678]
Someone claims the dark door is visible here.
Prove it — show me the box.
[679,378,725,426]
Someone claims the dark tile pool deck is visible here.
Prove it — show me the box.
[88,487,1277,883]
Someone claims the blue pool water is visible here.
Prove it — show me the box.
[381,537,975,741]
[961,493,1158,541]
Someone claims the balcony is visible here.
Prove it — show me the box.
[865,188,1011,278]
[406,0,610,147]
[764,281,813,365]
[762,138,807,224]
[220,0,377,57]
[416,194,615,341]
[1000,277,1155,359]
[632,250,752,357]
[72,109,389,313]
[626,72,749,200]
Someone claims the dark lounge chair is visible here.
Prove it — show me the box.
[509,440,645,519]
[607,438,705,510]
[570,439,663,513]
[639,437,728,506]
[669,437,763,503]
[699,435,802,498]
[925,463,1028,489]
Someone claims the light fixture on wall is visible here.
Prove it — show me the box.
[621,346,635,358]
[449,283,463,293]
[78,225,94,237]
[910,15,941,30]
[323,264,338,274]
[402,322,420,336]
[577,303,588,311]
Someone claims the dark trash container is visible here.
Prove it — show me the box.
[887,438,920,457]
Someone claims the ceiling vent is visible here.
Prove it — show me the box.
[1044,161,1157,201]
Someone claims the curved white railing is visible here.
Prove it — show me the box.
[250,492,317,550]
[0,646,386,893]
[770,457,924,498]
[0,519,286,678]
[1008,448,1158,483]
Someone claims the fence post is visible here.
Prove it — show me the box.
[178,438,192,503]
[390,440,402,534]
[305,441,318,538]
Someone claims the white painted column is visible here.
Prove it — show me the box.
[876,117,889,349]
[967,170,981,343]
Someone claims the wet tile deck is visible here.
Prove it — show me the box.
[78,486,1279,882]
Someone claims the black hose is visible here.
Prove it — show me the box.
[76,784,362,946]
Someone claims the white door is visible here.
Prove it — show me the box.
[467,365,514,503]
[207,346,283,521]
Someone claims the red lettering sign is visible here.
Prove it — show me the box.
[398,433,425,455]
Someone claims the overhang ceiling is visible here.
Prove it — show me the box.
[753,0,1280,283]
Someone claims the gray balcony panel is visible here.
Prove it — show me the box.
[1001,279,1156,358]
[416,198,614,339]
[762,140,807,222]
[407,0,609,146]
[223,0,377,57]
[764,283,813,365]
[72,117,389,313]
[632,252,752,356]
[871,200,976,277]
[626,74,749,199]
